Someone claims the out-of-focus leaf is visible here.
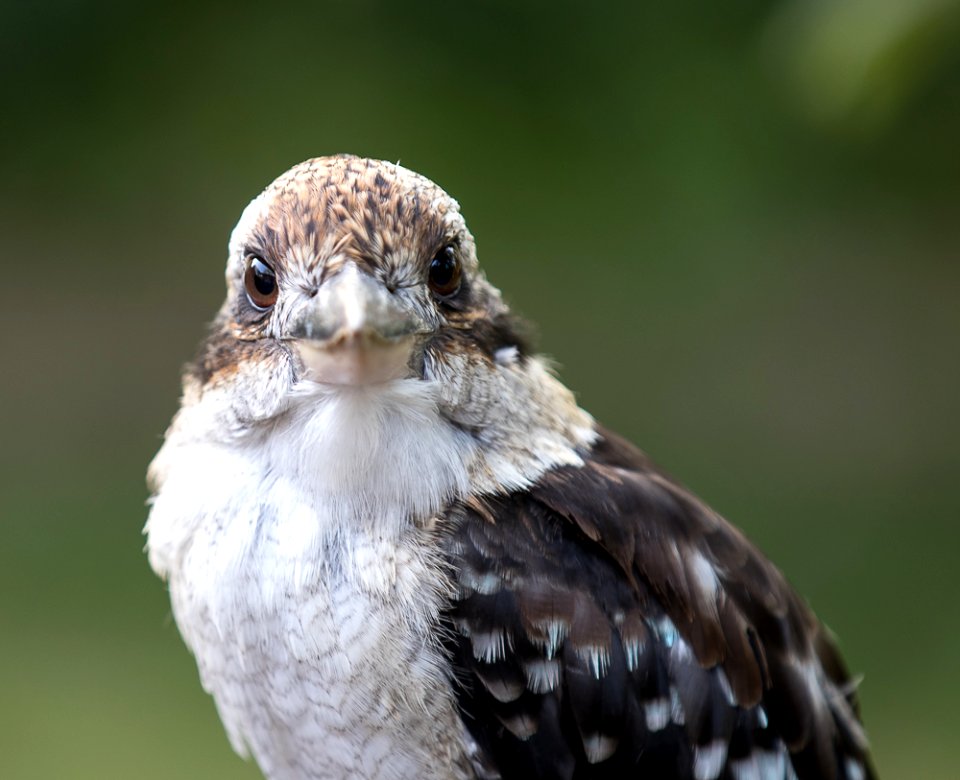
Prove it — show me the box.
[764,0,960,134]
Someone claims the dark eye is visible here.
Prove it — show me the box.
[244,255,278,310]
[428,246,461,297]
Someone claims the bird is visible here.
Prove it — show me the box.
[145,155,875,780]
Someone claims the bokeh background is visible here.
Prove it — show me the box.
[2,1,958,777]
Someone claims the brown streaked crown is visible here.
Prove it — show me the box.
[228,155,469,285]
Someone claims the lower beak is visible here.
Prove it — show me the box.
[285,265,429,386]
[295,336,417,386]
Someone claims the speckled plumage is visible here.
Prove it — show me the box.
[146,156,874,780]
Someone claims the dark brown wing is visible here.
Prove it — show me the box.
[441,427,874,780]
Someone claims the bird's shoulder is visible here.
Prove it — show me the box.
[441,426,873,780]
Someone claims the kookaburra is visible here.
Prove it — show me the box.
[146,155,874,780]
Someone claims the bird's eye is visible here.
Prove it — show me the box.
[244,255,278,310]
[428,246,461,297]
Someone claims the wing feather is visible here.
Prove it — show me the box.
[441,427,874,780]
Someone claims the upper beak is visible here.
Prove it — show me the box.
[285,264,430,385]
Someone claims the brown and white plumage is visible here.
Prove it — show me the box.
[145,155,874,780]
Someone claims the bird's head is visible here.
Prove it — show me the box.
[187,155,536,432]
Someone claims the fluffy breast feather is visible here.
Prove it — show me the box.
[146,380,482,779]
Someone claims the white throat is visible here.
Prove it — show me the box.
[147,377,477,585]
[268,378,476,527]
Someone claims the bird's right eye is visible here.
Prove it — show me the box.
[244,255,278,310]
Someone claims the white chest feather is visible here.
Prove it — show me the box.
[146,381,479,780]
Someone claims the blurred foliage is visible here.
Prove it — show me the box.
[1,1,958,778]
[766,0,960,133]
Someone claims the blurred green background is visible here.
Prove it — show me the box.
[2,1,958,777]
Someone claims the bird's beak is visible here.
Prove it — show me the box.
[285,264,430,386]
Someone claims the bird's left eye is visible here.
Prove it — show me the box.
[428,246,462,297]
[244,255,278,310]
